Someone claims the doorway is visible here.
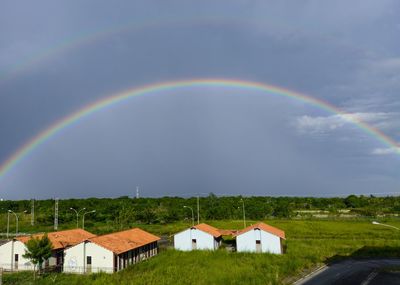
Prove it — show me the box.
[256,240,261,253]
[86,256,92,273]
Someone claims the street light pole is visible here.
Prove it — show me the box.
[183,206,194,226]
[240,199,246,228]
[372,221,400,230]
[197,196,200,225]
[8,210,26,236]
[6,211,10,239]
[82,210,96,230]
[70,207,86,228]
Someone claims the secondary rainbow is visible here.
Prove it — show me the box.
[0,17,229,84]
[0,78,399,181]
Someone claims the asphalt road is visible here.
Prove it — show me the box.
[295,259,400,285]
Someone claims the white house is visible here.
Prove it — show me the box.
[235,222,285,254]
[63,228,160,274]
[0,239,33,271]
[174,223,222,251]
[0,229,95,271]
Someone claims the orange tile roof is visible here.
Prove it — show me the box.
[192,223,222,238]
[235,222,286,239]
[17,229,96,250]
[218,229,239,236]
[89,228,160,255]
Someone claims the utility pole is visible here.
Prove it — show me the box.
[240,198,246,228]
[31,199,35,226]
[54,198,59,230]
[197,196,200,224]
[136,186,139,199]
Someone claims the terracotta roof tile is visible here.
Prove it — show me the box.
[17,229,96,250]
[218,229,239,236]
[235,222,286,239]
[89,228,160,255]
[192,223,222,238]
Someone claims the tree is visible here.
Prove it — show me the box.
[23,234,53,279]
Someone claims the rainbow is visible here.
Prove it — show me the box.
[0,78,399,181]
[0,17,231,84]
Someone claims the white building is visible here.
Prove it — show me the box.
[235,222,285,254]
[0,239,33,271]
[0,229,95,271]
[63,228,160,274]
[174,223,222,251]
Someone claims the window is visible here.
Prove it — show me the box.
[192,239,197,250]
[14,254,19,262]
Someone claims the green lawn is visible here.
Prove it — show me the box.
[3,219,400,285]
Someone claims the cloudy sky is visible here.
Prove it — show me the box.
[0,0,399,199]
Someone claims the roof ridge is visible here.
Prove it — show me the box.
[235,222,286,239]
[89,227,143,240]
[89,227,160,241]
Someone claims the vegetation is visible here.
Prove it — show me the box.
[23,234,53,279]
[2,195,400,235]
[2,196,400,284]
[2,219,400,285]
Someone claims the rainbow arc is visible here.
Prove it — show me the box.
[0,78,398,181]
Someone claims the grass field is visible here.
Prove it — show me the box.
[3,219,400,285]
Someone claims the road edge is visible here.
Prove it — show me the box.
[292,264,328,285]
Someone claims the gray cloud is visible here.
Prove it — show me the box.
[1,1,400,199]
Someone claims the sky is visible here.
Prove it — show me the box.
[0,0,399,199]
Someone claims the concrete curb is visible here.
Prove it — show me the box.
[292,264,328,285]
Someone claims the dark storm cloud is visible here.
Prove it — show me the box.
[0,0,400,199]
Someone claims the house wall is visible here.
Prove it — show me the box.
[260,230,282,254]
[0,240,34,270]
[174,229,192,251]
[236,229,258,252]
[236,229,282,254]
[174,228,216,251]
[63,243,84,273]
[85,242,115,273]
[64,242,114,274]
[116,241,158,271]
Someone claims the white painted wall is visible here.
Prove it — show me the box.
[85,242,114,273]
[236,229,282,254]
[174,228,217,251]
[0,240,34,270]
[64,242,114,274]
[260,230,282,254]
[174,229,192,251]
[63,243,84,273]
[236,229,258,252]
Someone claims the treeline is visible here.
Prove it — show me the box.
[1,194,400,229]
